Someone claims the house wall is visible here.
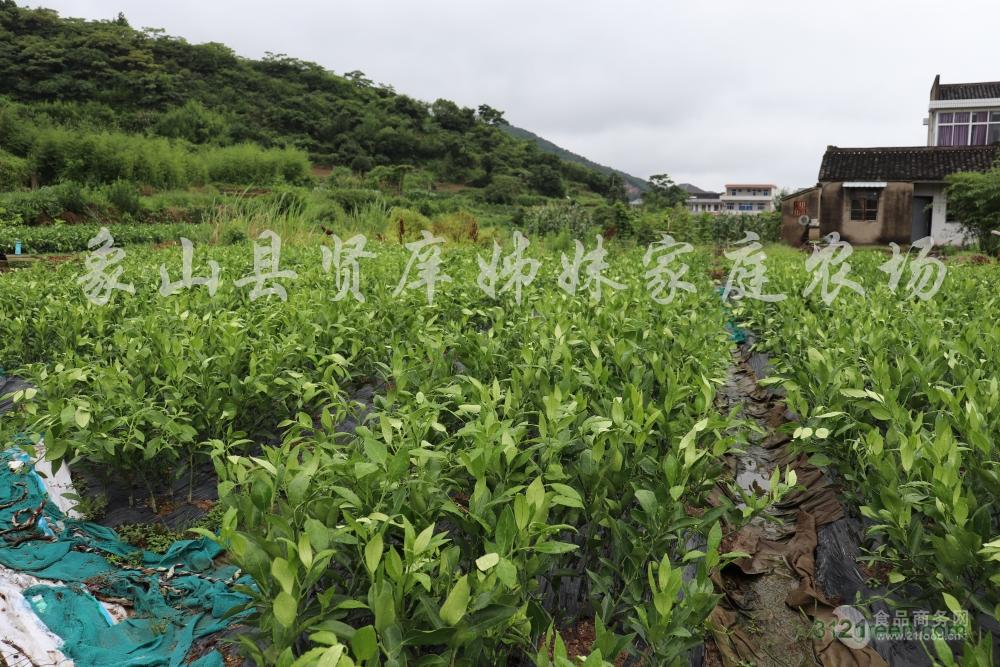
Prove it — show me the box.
[819,182,913,245]
[819,182,847,239]
[913,183,969,245]
[780,188,820,246]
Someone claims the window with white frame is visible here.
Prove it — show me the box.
[937,110,1000,146]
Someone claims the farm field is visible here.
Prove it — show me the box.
[1,232,997,666]
[2,3,999,665]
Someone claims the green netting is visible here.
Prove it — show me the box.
[716,286,749,343]
[0,447,252,667]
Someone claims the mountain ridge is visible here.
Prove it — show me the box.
[501,124,650,195]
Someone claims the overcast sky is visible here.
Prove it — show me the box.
[36,0,1000,190]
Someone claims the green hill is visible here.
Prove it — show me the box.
[0,1,631,200]
[502,124,650,196]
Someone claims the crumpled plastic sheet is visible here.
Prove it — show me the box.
[0,444,252,667]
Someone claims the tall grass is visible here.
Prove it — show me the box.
[349,199,392,237]
[17,127,311,189]
[204,196,325,247]
[201,144,310,185]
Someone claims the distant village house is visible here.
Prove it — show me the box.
[686,184,777,215]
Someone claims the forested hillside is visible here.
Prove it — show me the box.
[502,124,650,197]
[0,1,623,196]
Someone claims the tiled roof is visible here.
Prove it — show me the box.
[819,146,999,182]
[938,81,1000,101]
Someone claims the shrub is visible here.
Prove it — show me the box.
[349,155,373,174]
[483,174,524,204]
[222,226,247,245]
[432,210,480,243]
[326,166,361,188]
[154,100,230,144]
[323,187,384,212]
[593,202,639,238]
[402,168,435,193]
[654,208,781,246]
[301,197,346,226]
[520,201,594,238]
[0,102,36,156]
[347,200,391,237]
[259,186,309,216]
[514,194,548,207]
[105,180,141,216]
[528,164,565,198]
[0,182,93,224]
[203,144,311,185]
[366,165,414,194]
[0,222,210,253]
[946,169,1000,253]
[0,150,29,190]
[30,127,195,188]
[385,207,431,242]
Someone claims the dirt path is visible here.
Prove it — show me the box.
[703,346,887,667]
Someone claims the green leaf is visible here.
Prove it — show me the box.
[707,521,722,553]
[351,625,377,661]
[273,591,298,628]
[808,453,832,467]
[413,524,434,555]
[476,552,500,571]
[60,404,75,426]
[317,645,346,667]
[365,534,383,574]
[611,398,624,426]
[298,533,313,569]
[271,557,296,595]
[533,541,579,554]
[364,437,387,466]
[549,484,582,502]
[634,489,657,516]
[551,495,583,508]
[526,476,545,510]
[74,407,91,429]
[942,592,963,614]
[840,388,869,399]
[439,575,471,626]
[495,558,518,587]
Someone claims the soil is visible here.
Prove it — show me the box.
[947,253,994,264]
[311,165,334,178]
[432,182,470,193]
[539,618,631,667]
[707,352,817,667]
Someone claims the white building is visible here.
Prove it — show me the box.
[721,184,777,214]
[927,76,1000,148]
[685,184,777,215]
